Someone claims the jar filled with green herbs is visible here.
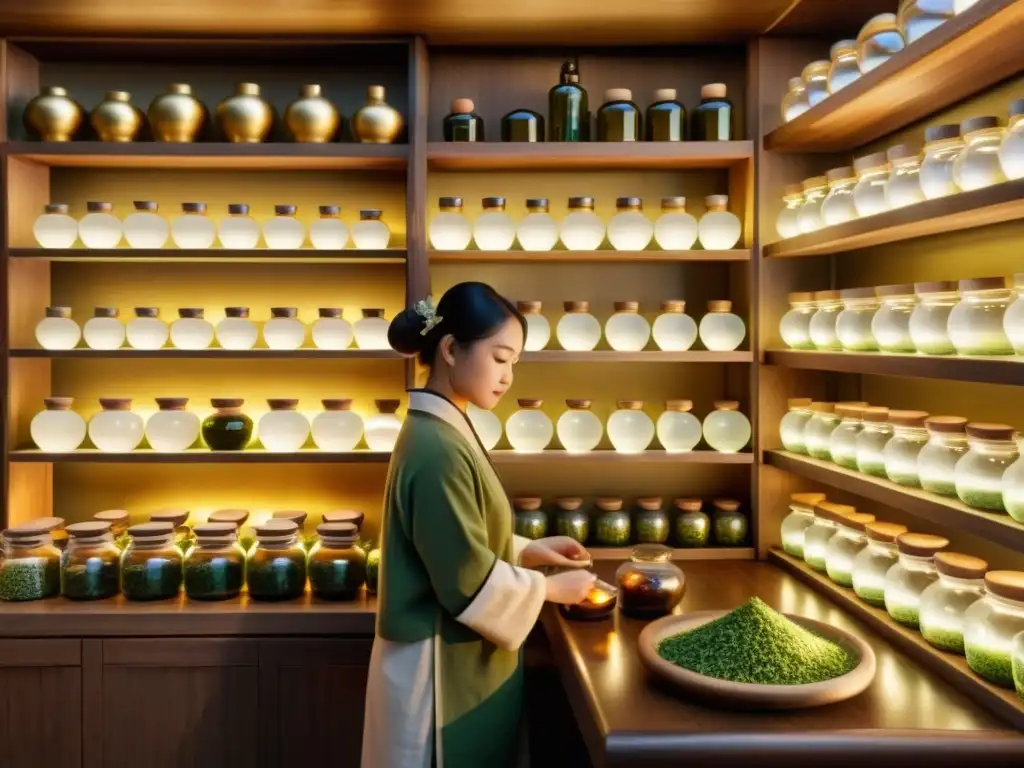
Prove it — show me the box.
[594,497,630,547]
[711,499,748,547]
[0,518,63,601]
[963,571,1024,689]
[93,509,131,551]
[553,497,589,544]
[308,522,366,601]
[779,492,825,558]
[803,501,852,572]
[919,553,987,655]
[824,510,875,588]
[513,497,548,540]
[184,522,246,601]
[673,498,709,548]
[246,519,307,601]
[634,497,669,544]
[63,521,120,600]
[884,533,949,629]
[855,407,893,478]
[851,521,907,607]
[149,508,193,555]
[954,423,1019,512]
[121,522,182,601]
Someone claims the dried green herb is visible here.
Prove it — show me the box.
[858,460,888,478]
[782,541,804,558]
[595,514,630,546]
[713,511,748,547]
[122,559,182,601]
[1012,654,1024,702]
[676,513,710,548]
[806,554,827,572]
[826,567,854,588]
[965,644,1015,689]
[0,558,60,601]
[366,549,380,594]
[247,554,306,601]
[886,470,920,487]
[309,558,366,601]
[887,604,920,629]
[514,513,548,540]
[957,489,1006,512]
[854,585,886,607]
[635,512,669,544]
[184,559,244,601]
[555,513,589,544]
[921,625,964,654]
[922,479,957,497]
[62,561,119,600]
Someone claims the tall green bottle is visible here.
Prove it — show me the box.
[548,61,588,142]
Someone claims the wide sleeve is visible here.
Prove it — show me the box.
[408,449,546,652]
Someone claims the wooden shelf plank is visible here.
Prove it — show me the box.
[430,249,751,263]
[7,247,407,264]
[8,349,404,360]
[587,546,754,561]
[769,549,1024,730]
[763,178,1024,258]
[426,141,753,170]
[489,450,753,464]
[763,0,1024,152]
[764,349,1024,385]
[519,350,753,363]
[764,450,1024,551]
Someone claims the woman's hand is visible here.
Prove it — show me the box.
[545,570,597,605]
[520,536,591,569]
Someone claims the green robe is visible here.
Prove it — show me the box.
[362,390,545,768]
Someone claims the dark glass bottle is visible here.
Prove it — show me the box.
[443,98,484,142]
[596,89,641,142]
[646,88,685,141]
[201,398,253,451]
[692,83,735,141]
[501,109,544,142]
[548,61,588,142]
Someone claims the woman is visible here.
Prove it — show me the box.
[362,282,597,768]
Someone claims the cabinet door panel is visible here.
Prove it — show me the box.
[0,663,82,768]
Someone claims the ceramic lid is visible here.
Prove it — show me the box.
[99,398,132,410]
[322,509,365,527]
[319,205,340,216]
[271,307,299,318]
[615,197,642,210]
[438,195,463,208]
[713,499,740,512]
[861,406,890,423]
[960,115,1001,135]
[267,398,299,410]
[924,123,961,143]
[674,498,703,512]
[45,203,70,214]
[319,308,343,318]
[128,521,174,539]
[272,510,308,526]
[568,197,595,210]
[713,400,740,411]
[563,300,589,312]
[274,204,297,216]
[94,307,119,318]
[513,497,542,511]
[450,98,475,114]
[87,201,114,213]
[133,201,158,211]
[193,522,239,540]
[617,400,644,410]
[316,521,359,543]
[653,88,677,101]
[482,196,506,209]
[636,497,663,511]
[362,308,386,318]
[252,518,299,538]
[613,301,639,312]
[660,299,685,312]
[228,203,250,215]
[853,151,889,173]
[66,521,113,538]
[555,497,583,511]
[526,198,550,211]
[45,306,72,318]
[707,300,732,312]
[181,202,207,213]
[375,399,401,414]
[178,307,204,319]
[135,306,159,317]
[565,399,593,409]
[517,301,542,313]
[888,409,929,428]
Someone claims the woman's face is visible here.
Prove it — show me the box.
[448,317,524,411]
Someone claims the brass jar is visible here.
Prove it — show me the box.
[91,91,143,142]
[148,84,205,143]
[284,84,340,143]
[24,86,83,142]
[352,85,403,144]
[217,83,274,143]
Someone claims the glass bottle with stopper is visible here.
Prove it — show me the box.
[548,61,588,142]
[443,98,484,142]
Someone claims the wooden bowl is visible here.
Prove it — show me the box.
[637,610,877,710]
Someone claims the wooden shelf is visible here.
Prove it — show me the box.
[9,450,393,463]
[764,349,1024,386]
[429,249,751,263]
[764,450,1024,551]
[587,546,754,561]
[9,349,404,360]
[520,350,753,363]
[489,450,753,465]
[426,141,753,170]
[7,248,407,264]
[763,0,1024,152]
[763,178,1024,258]
[769,549,1024,730]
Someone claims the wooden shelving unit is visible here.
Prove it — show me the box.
[426,141,753,170]
[8,247,408,264]
[520,350,753,363]
[588,546,755,561]
[9,348,406,359]
[765,349,1024,386]
[430,249,752,263]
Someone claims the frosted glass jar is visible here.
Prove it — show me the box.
[775,184,804,240]
[827,39,861,93]
[429,197,472,250]
[883,410,930,486]
[145,397,200,452]
[216,307,258,350]
[780,492,826,558]
[779,398,814,454]
[654,197,698,250]
[1005,441,1024,523]
[898,0,954,43]
[780,293,817,350]
[83,307,125,350]
[803,502,852,571]
[351,210,391,249]
[263,204,305,249]
[31,397,86,451]
[919,552,987,654]
[89,398,144,452]
[909,281,959,355]
[852,152,891,217]
[702,400,751,454]
[473,197,516,251]
[1004,273,1024,354]
[608,400,655,453]
[856,13,905,74]
[809,290,842,350]
[699,300,745,351]
[218,203,260,249]
[263,307,306,350]
[884,144,925,209]
[607,197,653,250]
[171,203,216,249]
[652,300,697,351]
[963,571,1024,688]
[353,308,390,350]
[123,201,169,248]
[126,307,168,350]
[884,533,948,628]
[947,277,1014,356]
[781,77,809,123]
[999,99,1024,180]
[33,203,78,248]
[312,308,354,350]
[829,403,867,469]
[796,178,826,234]
[560,197,605,251]
[872,284,918,353]
[310,205,349,250]
[920,124,964,199]
[803,402,839,460]
[657,399,702,452]
[605,301,650,351]
[556,301,601,351]
[856,407,893,477]
[517,301,551,351]
[697,194,741,249]
[516,198,559,251]
[365,400,402,451]
[170,308,214,350]
[836,287,880,352]
[556,399,603,453]
[36,306,80,350]
[820,167,858,226]
[258,399,310,452]
[952,116,1007,191]
[506,399,554,453]
[312,399,364,451]
[79,202,123,248]
[919,416,969,497]
[955,423,1018,511]
[852,522,907,606]
[825,512,876,588]
[804,59,831,106]
[467,402,502,451]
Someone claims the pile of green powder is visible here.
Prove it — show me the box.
[657,597,857,685]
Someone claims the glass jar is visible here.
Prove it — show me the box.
[560,197,605,251]
[803,402,839,460]
[909,281,959,355]
[184,522,245,600]
[919,552,987,654]
[883,410,930,486]
[473,196,516,251]
[605,301,650,351]
[596,88,641,141]
[311,308,354,350]
[1003,272,1024,354]
[513,497,548,540]
[258,399,310,452]
[809,290,842,350]
[36,306,81,350]
[517,301,551,352]
[353,308,390,350]
[607,197,653,251]
[171,202,215,249]
[898,0,954,43]
[652,300,697,351]
[963,571,1024,688]
[263,307,306,350]
[948,277,1014,355]
[92,511,130,553]
[797,176,827,233]
[202,398,253,451]
[145,397,200,452]
[852,152,891,218]
[779,492,826,558]
[123,201,169,248]
[150,508,193,555]
[31,397,86,452]
[703,400,751,454]
[802,502,851,571]
[827,39,861,93]
[712,499,748,547]
[218,203,260,249]
[657,399,702,452]
[699,300,745,351]
[615,544,685,618]
[856,407,893,477]
[646,88,684,142]
[697,194,741,249]
[780,398,814,454]
[365,399,403,451]
[212,307,257,350]
[516,198,559,251]
[955,423,1018,511]
[821,166,858,226]
[654,197,698,250]
[444,98,483,141]
[604,400,653,454]
[556,301,601,351]
[825,512,876,587]
[884,533,949,628]
[120,522,182,601]
[84,307,125,350]
[351,210,391,249]
[557,399,603,453]
[920,124,964,199]
[674,498,711,549]
[89,398,144,452]
[1005,439,1024,524]
[919,416,969,496]
[635,497,669,544]
[169,308,214,350]
[262,204,306,249]
[856,13,905,74]
[884,144,925,210]
[554,497,590,544]
[953,115,1008,191]
[872,284,918,353]
[247,519,306,601]
[779,293,817,351]
[775,185,804,240]
[836,287,880,352]
[999,98,1024,180]
[312,399,365,451]
[594,497,630,546]
[851,522,908,607]
[781,77,809,123]
[62,521,120,600]
[33,203,78,248]
[0,520,62,601]
[126,307,168,350]
[1015,631,1024,701]
[692,83,734,141]
[308,522,366,600]
[79,201,123,248]
[310,205,349,250]
[829,403,867,469]
[506,399,553,452]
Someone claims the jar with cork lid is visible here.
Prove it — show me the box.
[954,423,1019,511]
[594,497,630,547]
[821,166,858,226]
[170,308,214,350]
[89,398,144,452]
[918,416,968,497]
[775,184,804,240]
[30,397,86,452]
[36,306,80,350]
[652,300,697,351]
[963,570,1024,688]
[516,199,559,251]
[780,292,817,350]
[884,144,924,209]
[518,301,551,351]
[635,497,669,544]
[829,403,867,469]
[781,77,809,123]
[607,400,655,453]
[513,497,548,540]
[803,402,839,460]
[365,399,403,452]
[703,401,750,454]
[616,544,685,618]
[62,521,121,600]
[150,508,193,555]
[674,498,711,548]
[654,197,698,250]
[201,398,253,451]
[856,407,893,477]
[554,498,590,544]
[443,98,483,141]
[467,403,502,451]
[79,201,123,248]
[473,197,516,251]
[506,399,554,453]
[184,522,246,601]
[809,290,842,350]
[952,115,1007,191]
[803,502,854,571]
[84,307,125,350]
[33,203,79,249]
[947,277,1014,356]
[852,521,908,607]
[1004,436,1024,524]
[919,552,988,654]
[145,397,200,452]
[873,284,919,352]
[825,510,876,588]
[920,124,964,199]
[312,307,354,351]
[258,399,310,453]
[712,499,748,547]
[0,519,63,601]
[999,98,1024,180]
[121,522,183,601]
[559,197,605,251]
[606,197,653,251]
[311,399,364,451]
[852,151,891,218]
[501,108,544,143]
[699,300,745,351]
[351,210,391,249]
[605,301,651,351]
[557,399,603,453]
[691,83,734,141]
[556,301,601,351]
[308,204,348,250]
[883,409,931,485]
[216,307,258,350]
[354,308,390,350]
[263,307,306,350]
[796,176,827,234]
[696,195,741,250]
[657,399,701,452]
[246,519,307,601]
[170,202,215,249]
[596,89,640,141]
[909,281,959,355]
[780,492,826,559]
[646,89,685,141]
[779,398,814,454]
[884,533,950,628]
[308,522,367,601]
[856,13,905,73]
[827,39,860,93]
[836,287,879,352]
[429,197,472,251]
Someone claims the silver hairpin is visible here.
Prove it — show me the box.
[414,295,443,336]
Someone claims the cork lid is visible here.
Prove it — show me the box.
[482,196,506,210]
[517,301,542,313]
[271,307,298,318]
[839,287,877,300]
[959,276,1007,292]
[208,508,249,526]
[925,123,961,143]
[155,397,189,411]
[568,197,595,210]
[94,509,129,525]
[615,197,642,211]
[888,410,929,428]
[44,204,70,215]
[841,513,877,533]
[4,518,66,539]
[87,201,114,213]
[316,521,359,543]
[788,292,814,304]
[149,508,190,527]
[802,60,830,79]
[228,203,250,215]
[267,398,299,411]
[653,88,677,101]
[134,307,160,318]
[253,518,299,538]
[960,115,1001,135]
[44,397,74,411]
[565,399,593,409]
[830,39,856,57]
[451,98,474,114]
[513,497,542,511]
[705,194,729,209]
[664,399,693,412]
[914,280,958,296]
[984,571,1024,603]
[45,306,72,318]
[604,88,633,102]
[321,398,353,411]
[813,289,840,301]
[375,399,401,414]
[210,398,244,409]
[66,521,113,538]
[713,499,740,512]
[790,492,826,512]
[181,202,207,213]
[713,400,740,411]
[613,301,640,313]
[787,397,813,409]
[783,183,804,198]
[674,498,703,513]
[359,210,383,220]
[965,422,1015,441]
[853,151,889,173]
[809,402,835,413]
[274,204,297,216]
[636,497,663,511]
[362,308,386,318]
[865,522,908,543]
[526,198,550,211]
[861,406,890,423]
[193,522,239,540]
[707,300,733,313]
[661,300,686,313]
[896,533,949,557]
[517,398,543,409]
[835,403,867,418]
[563,300,589,312]
[555,497,583,511]
[128,521,174,539]
[661,197,686,210]
[875,283,916,298]
[925,416,967,434]
[813,501,856,524]
[323,510,365,528]
[318,308,343,318]
[617,400,644,410]
[99,398,132,411]
[885,143,921,163]
[701,83,727,99]
[936,552,988,580]
[595,497,623,512]
[272,510,308,526]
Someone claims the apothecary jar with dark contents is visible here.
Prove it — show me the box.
[308,522,367,601]
[634,497,669,544]
[184,522,246,601]
[593,497,630,547]
[513,497,548,540]
[246,519,307,601]
[62,521,121,601]
[615,544,685,619]
[673,498,710,549]
[120,522,183,601]
[0,518,63,602]
[554,497,589,544]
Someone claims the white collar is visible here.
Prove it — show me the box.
[407,390,485,462]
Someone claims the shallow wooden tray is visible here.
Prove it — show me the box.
[637,609,877,710]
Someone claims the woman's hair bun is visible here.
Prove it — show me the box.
[387,308,428,356]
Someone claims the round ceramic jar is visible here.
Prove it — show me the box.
[311,399,364,451]
[884,533,949,629]
[429,197,472,251]
[311,308,354,350]
[655,197,698,250]
[84,307,125,350]
[506,399,553,453]
[145,397,200,452]
[607,401,655,454]
[263,307,306,350]
[36,306,81,350]
[170,308,214,350]
[779,397,814,454]
[218,203,260,249]
[258,399,310,452]
[33,203,78,249]
[353,308,390,350]
[123,201,169,248]
[702,401,750,454]
[467,402,502,451]
[30,397,86,452]
[518,301,551,352]
[883,410,930,487]
[775,184,804,240]
[310,205,349,250]
[851,521,908,607]
[473,196,516,251]
[948,277,1014,355]
[365,400,403,451]
[201,398,253,451]
[170,202,214,249]
[835,287,880,352]
[516,198,560,251]
[216,307,259,350]
[780,492,826,559]
[79,202,123,248]
[605,301,651,351]
[918,416,969,497]
[909,281,959,355]
[606,197,653,251]
[556,301,601,351]
[919,552,988,655]
[674,498,711,549]
[698,300,745,352]
[351,210,391,249]
[557,399,603,453]
[560,197,605,251]
[696,195,741,250]
[89,398,144,452]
